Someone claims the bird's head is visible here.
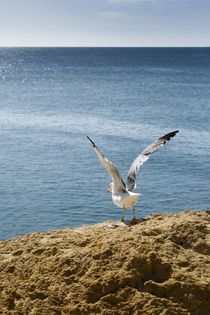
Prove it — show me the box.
[107,183,113,193]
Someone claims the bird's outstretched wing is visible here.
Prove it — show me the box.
[126,130,179,191]
[87,136,126,193]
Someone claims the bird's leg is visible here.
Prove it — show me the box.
[132,207,136,219]
[121,206,126,222]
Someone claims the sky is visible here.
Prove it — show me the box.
[0,0,209,47]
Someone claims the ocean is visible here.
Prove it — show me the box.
[0,47,209,240]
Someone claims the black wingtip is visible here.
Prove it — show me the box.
[87,136,96,147]
[159,130,179,142]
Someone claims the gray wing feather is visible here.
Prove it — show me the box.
[87,136,126,193]
[126,130,179,191]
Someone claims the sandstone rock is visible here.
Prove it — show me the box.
[0,210,209,314]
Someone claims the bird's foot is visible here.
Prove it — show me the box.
[130,217,138,224]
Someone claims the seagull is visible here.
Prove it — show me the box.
[87,130,179,222]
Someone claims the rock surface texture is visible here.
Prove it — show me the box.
[0,210,210,315]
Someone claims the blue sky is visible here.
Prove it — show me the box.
[0,0,209,46]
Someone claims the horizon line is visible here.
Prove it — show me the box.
[0,45,209,49]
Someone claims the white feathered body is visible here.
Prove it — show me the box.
[112,191,140,209]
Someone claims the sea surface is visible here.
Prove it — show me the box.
[0,47,209,240]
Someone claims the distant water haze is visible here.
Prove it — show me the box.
[0,47,209,239]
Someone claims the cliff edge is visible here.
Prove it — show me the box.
[0,210,209,315]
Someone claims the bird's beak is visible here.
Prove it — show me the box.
[107,187,111,193]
